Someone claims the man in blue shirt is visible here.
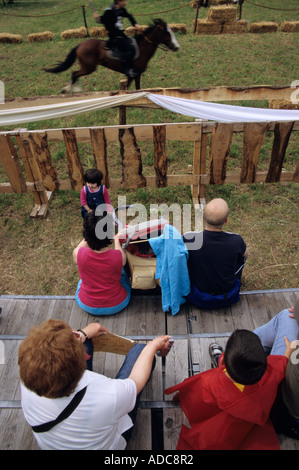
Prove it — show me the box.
[183,198,249,309]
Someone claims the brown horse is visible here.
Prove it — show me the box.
[44,19,180,92]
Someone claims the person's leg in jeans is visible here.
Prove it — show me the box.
[254,308,299,356]
[116,343,156,443]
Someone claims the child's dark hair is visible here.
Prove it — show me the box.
[83,212,113,251]
[224,329,267,385]
[84,168,103,186]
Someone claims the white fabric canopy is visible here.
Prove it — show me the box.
[147,93,299,123]
[0,91,298,126]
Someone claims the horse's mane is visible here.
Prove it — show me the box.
[135,19,167,42]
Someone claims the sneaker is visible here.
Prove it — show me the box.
[209,343,223,368]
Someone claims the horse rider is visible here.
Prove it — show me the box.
[93,0,142,78]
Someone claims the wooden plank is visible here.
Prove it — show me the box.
[245,292,271,329]
[126,409,152,450]
[89,128,110,188]
[124,296,165,337]
[166,303,189,336]
[163,408,189,451]
[0,135,27,193]
[266,122,295,182]
[199,130,207,204]
[209,123,233,184]
[153,125,168,188]
[240,122,270,183]
[164,340,189,396]
[18,134,50,216]
[26,132,58,191]
[0,408,39,450]
[62,129,84,190]
[4,85,298,110]
[119,127,146,189]
[230,295,256,331]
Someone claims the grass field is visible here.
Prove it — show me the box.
[0,0,298,296]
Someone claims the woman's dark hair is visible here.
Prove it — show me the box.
[83,211,113,251]
[84,168,103,186]
[224,329,267,385]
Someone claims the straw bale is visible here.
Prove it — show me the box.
[169,23,187,34]
[27,31,54,43]
[222,19,248,34]
[207,6,237,24]
[0,33,22,44]
[90,26,108,38]
[61,27,88,40]
[281,21,299,33]
[269,99,299,110]
[125,25,148,36]
[249,22,278,33]
[193,19,222,35]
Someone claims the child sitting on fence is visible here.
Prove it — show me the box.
[80,168,111,219]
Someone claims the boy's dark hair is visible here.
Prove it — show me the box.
[224,329,267,385]
[83,212,113,251]
[84,168,103,186]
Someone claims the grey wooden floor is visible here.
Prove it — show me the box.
[0,288,298,450]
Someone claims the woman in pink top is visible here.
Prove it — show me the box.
[73,212,131,315]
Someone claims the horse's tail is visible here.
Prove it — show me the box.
[43,45,78,73]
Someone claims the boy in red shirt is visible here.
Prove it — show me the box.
[165,329,293,450]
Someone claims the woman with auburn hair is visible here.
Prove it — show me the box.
[18,319,172,450]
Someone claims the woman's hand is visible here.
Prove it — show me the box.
[81,323,109,339]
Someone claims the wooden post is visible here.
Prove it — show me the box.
[240,122,270,183]
[119,79,127,125]
[191,121,203,206]
[208,123,233,185]
[62,129,84,190]
[153,125,167,188]
[266,122,294,182]
[89,128,110,188]
[18,132,51,217]
[0,135,27,193]
[119,127,146,188]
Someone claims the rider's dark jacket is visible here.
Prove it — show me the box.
[101,4,137,40]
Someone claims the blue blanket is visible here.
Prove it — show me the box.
[149,224,190,315]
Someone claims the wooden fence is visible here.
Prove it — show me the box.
[0,120,298,217]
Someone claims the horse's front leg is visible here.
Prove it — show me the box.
[134,75,141,90]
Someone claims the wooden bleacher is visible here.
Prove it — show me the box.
[0,288,299,450]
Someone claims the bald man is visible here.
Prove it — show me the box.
[183,198,249,309]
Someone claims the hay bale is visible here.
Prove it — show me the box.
[193,19,222,35]
[207,6,237,24]
[125,25,148,36]
[281,21,299,33]
[27,31,54,43]
[269,99,299,110]
[169,23,187,34]
[61,27,88,40]
[0,33,22,44]
[249,22,278,33]
[222,19,248,34]
[90,26,108,38]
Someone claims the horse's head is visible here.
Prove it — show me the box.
[151,19,180,52]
